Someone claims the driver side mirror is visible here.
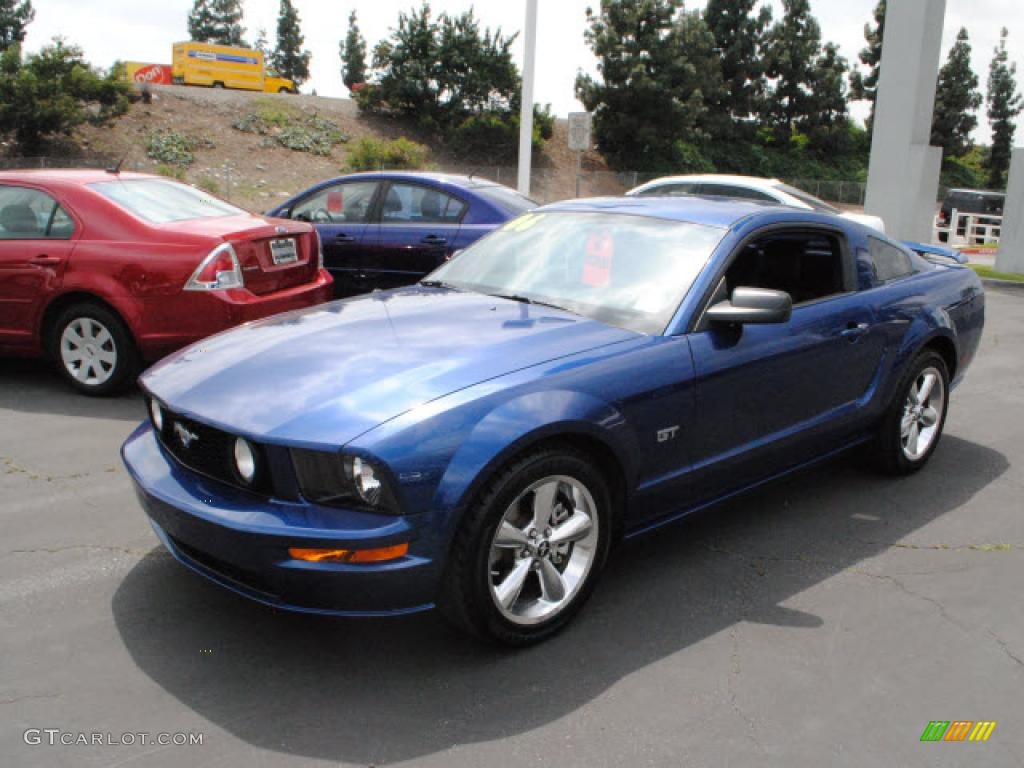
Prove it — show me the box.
[705,287,792,325]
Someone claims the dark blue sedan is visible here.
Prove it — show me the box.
[267,171,536,297]
[123,196,984,644]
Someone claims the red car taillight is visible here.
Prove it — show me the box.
[184,243,244,291]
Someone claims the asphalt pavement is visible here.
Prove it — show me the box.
[2,288,1022,768]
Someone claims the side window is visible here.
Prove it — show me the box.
[636,183,696,197]
[291,181,379,224]
[0,185,73,240]
[725,231,847,305]
[868,237,914,282]
[698,184,775,202]
[380,183,467,224]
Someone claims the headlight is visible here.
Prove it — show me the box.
[149,399,164,432]
[290,449,400,513]
[234,437,257,484]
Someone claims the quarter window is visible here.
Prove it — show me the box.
[381,183,467,224]
[0,186,75,239]
[868,237,914,282]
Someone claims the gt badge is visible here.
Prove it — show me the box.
[657,425,680,443]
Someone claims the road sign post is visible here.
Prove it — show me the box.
[568,112,592,198]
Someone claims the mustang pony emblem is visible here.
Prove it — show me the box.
[174,422,199,449]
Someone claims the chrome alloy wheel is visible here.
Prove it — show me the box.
[60,317,117,387]
[488,474,600,626]
[901,366,945,461]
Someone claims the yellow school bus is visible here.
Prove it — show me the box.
[171,42,296,93]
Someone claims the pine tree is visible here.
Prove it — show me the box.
[253,27,270,58]
[849,0,885,130]
[931,28,982,159]
[985,27,1023,188]
[0,0,33,51]
[187,0,245,47]
[704,0,772,125]
[576,0,723,171]
[806,42,849,139]
[761,0,821,140]
[271,0,310,85]
[339,10,367,91]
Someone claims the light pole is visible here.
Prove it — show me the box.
[517,0,538,196]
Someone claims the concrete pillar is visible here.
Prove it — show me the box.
[995,148,1024,273]
[864,0,946,242]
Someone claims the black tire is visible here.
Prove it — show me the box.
[875,349,950,475]
[439,446,612,646]
[212,82,225,89]
[50,302,138,396]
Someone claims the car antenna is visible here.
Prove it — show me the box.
[106,155,128,175]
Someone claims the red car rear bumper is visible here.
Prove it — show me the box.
[134,268,334,361]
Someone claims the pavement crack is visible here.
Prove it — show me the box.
[726,625,768,756]
[6,544,148,557]
[985,628,1024,669]
[0,693,62,706]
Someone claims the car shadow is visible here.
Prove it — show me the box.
[0,358,143,421]
[111,435,1006,763]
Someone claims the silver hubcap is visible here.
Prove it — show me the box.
[488,475,600,626]
[60,317,117,387]
[901,366,945,461]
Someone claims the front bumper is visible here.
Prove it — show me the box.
[121,423,439,616]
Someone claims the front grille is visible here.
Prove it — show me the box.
[152,404,270,494]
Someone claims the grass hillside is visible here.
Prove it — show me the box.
[61,85,615,210]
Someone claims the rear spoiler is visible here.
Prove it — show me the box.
[903,241,968,265]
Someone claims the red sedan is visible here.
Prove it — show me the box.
[0,170,333,395]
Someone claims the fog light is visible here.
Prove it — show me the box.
[149,400,163,432]
[288,543,409,563]
[234,437,256,484]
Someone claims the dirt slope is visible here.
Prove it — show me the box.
[68,85,615,210]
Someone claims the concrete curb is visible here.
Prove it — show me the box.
[981,277,1024,293]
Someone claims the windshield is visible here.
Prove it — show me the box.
[89,179,245,223]
[773,182,840,214]
[427,211,724,334]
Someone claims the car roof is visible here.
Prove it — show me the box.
[328,170,503,190]
[0,169,155,185]
[946,188,1004,197]
[632,174,784,192]
[537,195,795,229]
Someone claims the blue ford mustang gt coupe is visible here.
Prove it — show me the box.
[123,196,984,644]
[267,171,537,298]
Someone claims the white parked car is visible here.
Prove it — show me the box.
[626,174,886,233]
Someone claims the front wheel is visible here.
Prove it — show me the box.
[51,303,138,396]
[875,350,950,474]
[439,447,611,645]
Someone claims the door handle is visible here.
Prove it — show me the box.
[333,233,356,243]
[420,234,447,245]
[30,255,63,268]
[840,322,870,341]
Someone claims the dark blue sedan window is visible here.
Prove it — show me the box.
[474,185,538,216]
[429,211,723,334]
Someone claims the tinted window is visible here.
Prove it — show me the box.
[726,231,847,305]
[381,183,467,223]
[473,185,537,215]
[636,183,698,197]
[0,186,74,239]
[291,181,378,224]
[90,179,244,223]
[428,211,724,334]
[868,237,914,282]
[699,184,776,202]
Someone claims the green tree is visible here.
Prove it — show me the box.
[761,0,822,140]
[271,0,310,86]
[931,28,982,159]
[339,10,367,91]
[0,0,33,52]
[576,0,723,171]
[849,0,885,131]
[187,0,245,46]
[805,42,851,152]
[703,0,771,125]
[0,38,131,152]
[985,27,1022,188]
[252,27,270,57]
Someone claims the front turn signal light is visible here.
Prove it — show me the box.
[288,543,409,563]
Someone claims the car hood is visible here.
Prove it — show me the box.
[141,287,637,446]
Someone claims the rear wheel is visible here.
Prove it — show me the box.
[439,447,611,645]
[212,81,225,89]
[51,303,137,396]
[875,350,949,474]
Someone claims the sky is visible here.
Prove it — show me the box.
[22,0,1024,141]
